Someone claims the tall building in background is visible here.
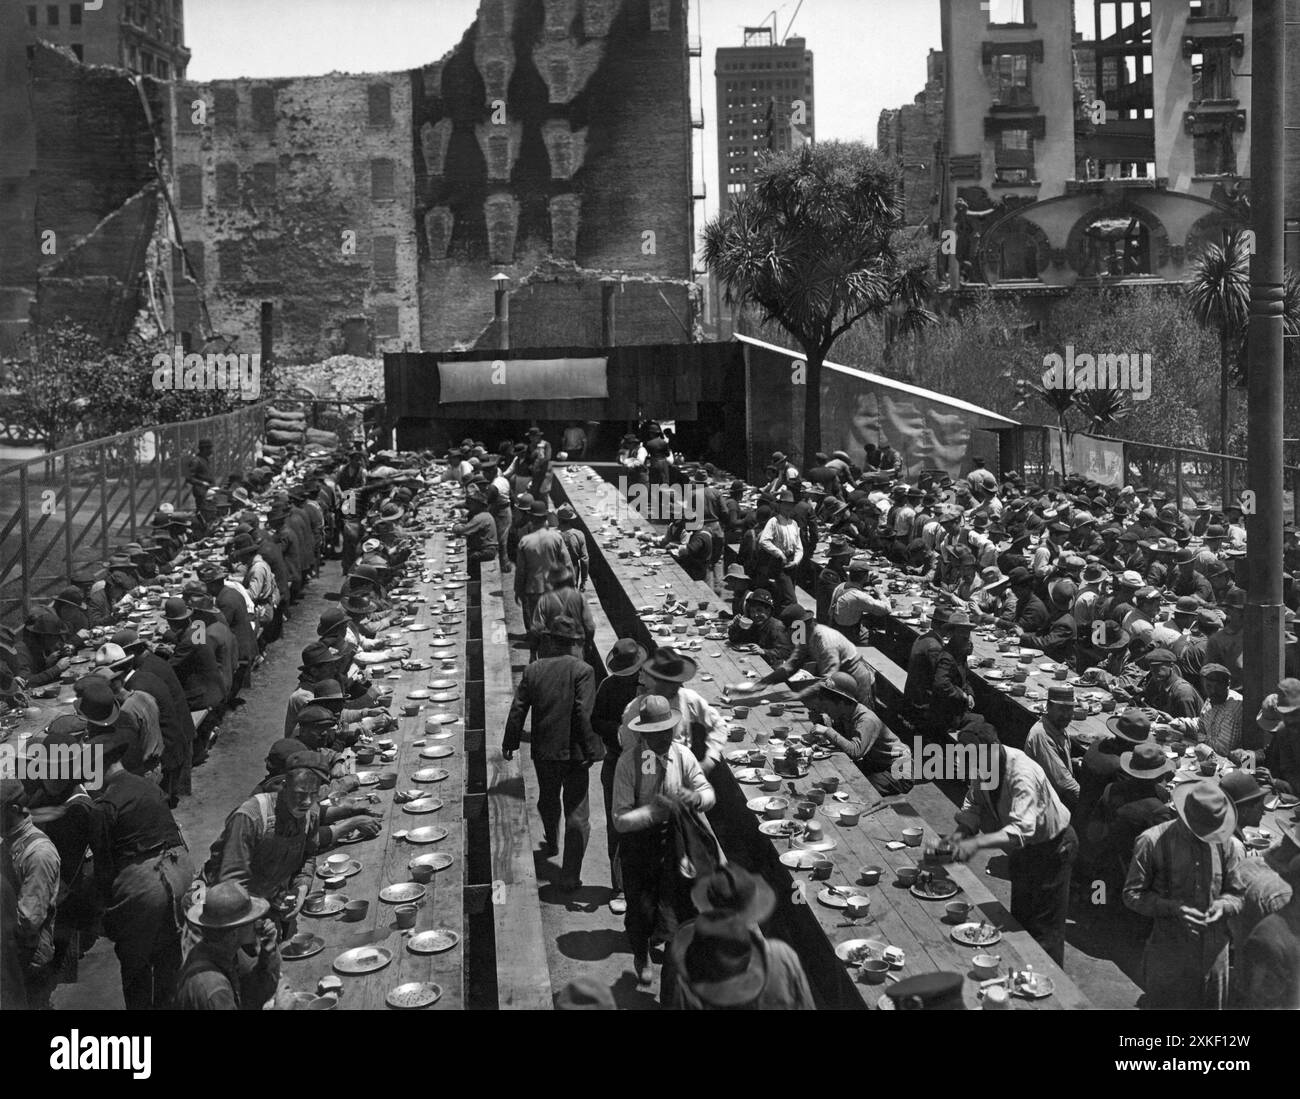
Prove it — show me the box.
[2,0,698,358]
[18,0,190,79]
[714,26,815,218]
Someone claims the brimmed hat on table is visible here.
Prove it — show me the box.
[1173,781,1237,845]
[186,881,269,932]
[690,865,775,924]
[1120,741,1176,781]
[1106,709,1152,744]
[605,638,647,677]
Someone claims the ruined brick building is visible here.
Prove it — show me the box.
[1,0,698,361]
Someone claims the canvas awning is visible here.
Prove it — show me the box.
[437,357,608,403]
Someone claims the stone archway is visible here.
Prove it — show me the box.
[1065,204,1170,279]
[980,215,1052,283]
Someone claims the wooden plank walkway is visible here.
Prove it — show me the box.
[482,557,555,1011]
[552,465,1091,1010]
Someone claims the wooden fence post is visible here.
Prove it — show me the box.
[63,455,73,581]
[19,466,31,614]
[99,445,110,561]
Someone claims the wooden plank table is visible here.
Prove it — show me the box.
[552,465,1091,1010]
[283,489,469,1009]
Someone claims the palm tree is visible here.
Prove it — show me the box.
[1006,373,1076,484]
[703,141,933,464]
[1073,385,1134,435]
[1186,231,1250,498]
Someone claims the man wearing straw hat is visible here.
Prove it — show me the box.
[1123,780,1245,1009]
[612,694,719,987]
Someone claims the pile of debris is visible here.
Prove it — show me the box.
[275,355,383,398]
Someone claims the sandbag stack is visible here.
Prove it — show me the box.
[264,402,339,454]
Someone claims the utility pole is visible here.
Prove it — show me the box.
[1242,0,1287,744]
[939,0,959,293]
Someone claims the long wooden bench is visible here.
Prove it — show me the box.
[481,557,554,1010]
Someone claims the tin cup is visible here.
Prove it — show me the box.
[810,859,833,881]
[395,904,418,930]
[410,863,435,884]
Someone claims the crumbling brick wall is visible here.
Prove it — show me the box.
[172,70,420,362]
[0,42,167,348]
[414,0,694,350]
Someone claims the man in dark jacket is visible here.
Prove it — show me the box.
[201,563,256,697]
[726,589,793,663]
[502,617,602,892]
[14,611,71,688]
[114,630,196,807]
[159,599,225,765]
[815,540,853,624]
[1022,578,1078,664]
[903,606,953,726]
[591,639,646,916]
[1000,566,1050,636]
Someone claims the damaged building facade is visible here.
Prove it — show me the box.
[2,0,698,361]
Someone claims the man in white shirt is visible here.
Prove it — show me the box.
[616,649,727,773]
[758,488,803,611]
[1162,663,1243,756]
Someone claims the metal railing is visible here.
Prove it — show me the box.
[1004,425,1300,519]
[0,403,266,626]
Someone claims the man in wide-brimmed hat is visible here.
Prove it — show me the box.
[503,616,603,893]
[514,497,568,651]
[814,538,854,625]
[531,563,596,667]
[13,610,72,689]
[611,694,719,986]
[1087,740,1177,885]
[200,561,257,694]
[1257,677,1300,796]
[803,671,913,794]
[90,645,163,782]
[722,563,750,616]
[828,554,893,645]
[1024,684,1082,812]
[624,647,729,772]
[1124,780,1245,1009]
[738,604,876,720]
[666,910,813,1011]
[756,486,803,613]
[175,881,279,1011]
[592,639,647,916]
